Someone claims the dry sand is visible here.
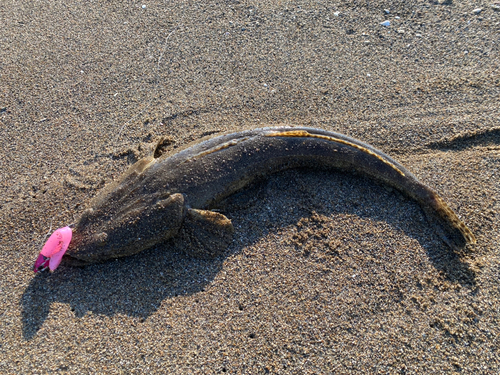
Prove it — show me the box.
[1,1,499,373]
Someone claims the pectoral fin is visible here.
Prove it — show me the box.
[173,208,234,259]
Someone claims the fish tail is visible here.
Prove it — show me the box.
[430,193,476,248]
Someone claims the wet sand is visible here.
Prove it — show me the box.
[1,1,499,373]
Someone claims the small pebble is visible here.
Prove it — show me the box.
[384,9,390,14]
[473,8,482,14]
[491,3,500,11]
[380,20,390,27]
[397,29,405,34]
[333,11,340,16]
[142,4,146,9]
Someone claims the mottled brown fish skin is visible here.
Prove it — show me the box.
[64,126,475,265]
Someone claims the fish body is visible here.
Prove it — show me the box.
[64,127,476,265]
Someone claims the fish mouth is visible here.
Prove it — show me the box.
[61,232,94,267]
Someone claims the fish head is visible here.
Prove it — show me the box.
[63,193,187,265]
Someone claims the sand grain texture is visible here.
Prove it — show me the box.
[1,1,499,373]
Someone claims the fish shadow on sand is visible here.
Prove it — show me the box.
[21,169,478,340]
[21,243,224,340]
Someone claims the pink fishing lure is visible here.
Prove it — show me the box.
[34,226,72,272]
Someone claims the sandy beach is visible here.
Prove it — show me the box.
[1,1,499,373]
